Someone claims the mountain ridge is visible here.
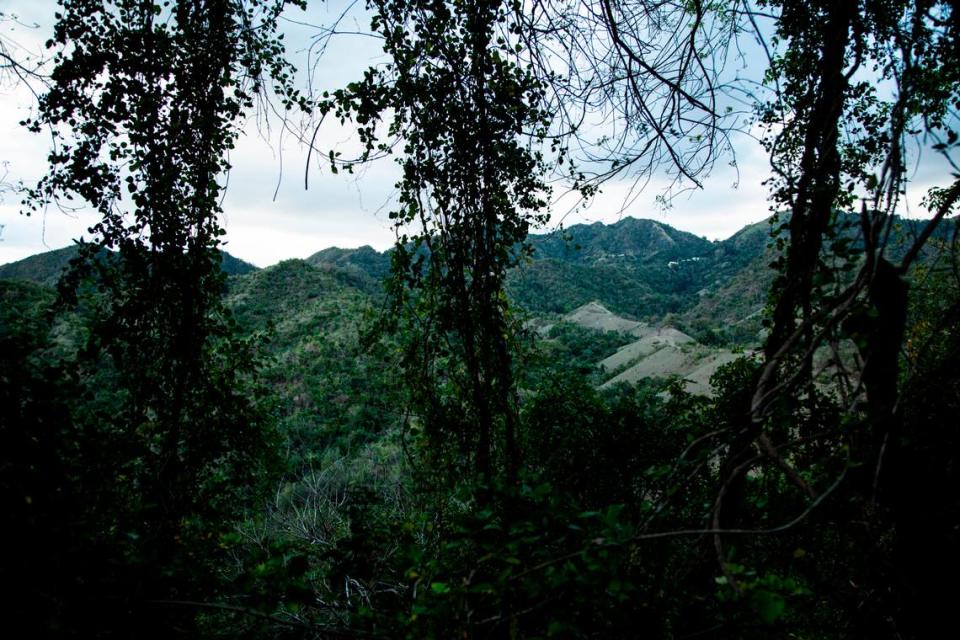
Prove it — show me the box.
[0,216,776,346]
[0,244,259,288]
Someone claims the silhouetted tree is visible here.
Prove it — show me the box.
[17,0,307,634]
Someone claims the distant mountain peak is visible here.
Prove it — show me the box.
[0,245,258,287]
[532,216,710,264]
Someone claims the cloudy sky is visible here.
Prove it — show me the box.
[0,1,948,267]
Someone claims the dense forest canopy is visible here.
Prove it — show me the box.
[1,0,959,638]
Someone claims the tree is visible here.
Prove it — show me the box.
[517,0,743,197]
[749,0,960,436]
[1,10,47,206]
[16,0,306,634]
[328,0,554,490]
[0,9,47,87]
[700,1,960,634]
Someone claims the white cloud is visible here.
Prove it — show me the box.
[2,0,956,269]
[0,0,398,266]
[552,128,774,240]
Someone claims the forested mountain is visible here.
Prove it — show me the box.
[3,215,767,339]
[0,218,767,358]
[0,244,258,287]
[224,259,403,458]
[0,217,760,452]
[528,217,713,263]
[5,213,948,352]
[299,216,773,340]
[3,211,916,415]
[513,217,767,328]
[218,250,261,276]
[0,245,90,287]
[305,213,947,346]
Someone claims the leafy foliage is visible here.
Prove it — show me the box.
[327,0,560,486]
[7,0,305,634]
[4,1,960,638]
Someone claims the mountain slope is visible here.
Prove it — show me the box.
[224,259,401,455]
[0,246,85,288]
[226,259,370,336]
[218,251,260,276]
[0,245,258,287]
[306,245,392,296]
[529,217,713,264]
[555,301,746,395]
[302,218,744,322]
[508,217,762,323]
[235,216,774,338]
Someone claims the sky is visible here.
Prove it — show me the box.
[0,1,950,267]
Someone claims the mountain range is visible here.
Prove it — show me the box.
[295,216,775,345]
[0,216,802,351]
[0,245,259,288]
[3,215,945,396]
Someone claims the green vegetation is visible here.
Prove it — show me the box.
[3,0,960,638]
[225,259,402,459]
[0,245,85,287]
[6,211,957,638]
[541,322,636,374]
